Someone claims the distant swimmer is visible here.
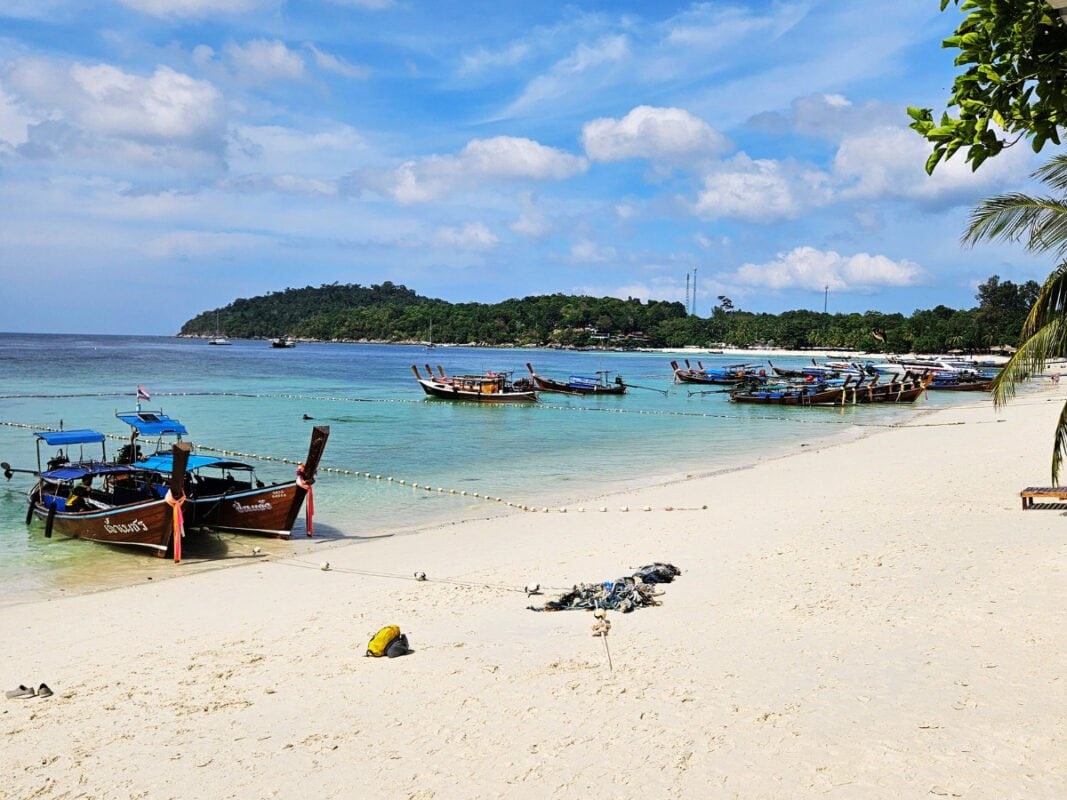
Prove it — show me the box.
[303,414,313,420]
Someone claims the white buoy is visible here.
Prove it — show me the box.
[619,506,629,512]
[320,562,331,571]
[599,506,608,513]
[558,507,567,513]
[643,505,652,512]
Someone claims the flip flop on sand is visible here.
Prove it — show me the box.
[5,685,36,699]
[37,683,53,698]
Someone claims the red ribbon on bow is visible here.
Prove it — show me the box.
[165,489,186,563]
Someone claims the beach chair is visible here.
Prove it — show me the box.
[1020,486,1067,509]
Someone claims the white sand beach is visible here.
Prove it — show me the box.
[2,388,1066,799]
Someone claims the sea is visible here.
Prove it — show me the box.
[0,333,975,606]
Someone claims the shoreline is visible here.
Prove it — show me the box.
[3,387,1065,797]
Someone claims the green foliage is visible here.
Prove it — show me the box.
[910,0,1067,173]
[179,278,1034,354]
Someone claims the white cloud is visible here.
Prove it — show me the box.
[504,35,630,117]
[731,246,923,291]
[71,64,223,142]
[833,125,1029,206]
[693,153,830,222]
[118,0,274,18]
[0,83,33,147]
[306,45,370,80]
[582,105,729,164]
[510,193,550,238]
[432,223,498,251]
[571,239,616,263]
[368,136,587,204]
[142,229,272,259]
[226,40,306,84]
[459,43,532,76]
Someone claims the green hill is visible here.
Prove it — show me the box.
[178,276,1037,353]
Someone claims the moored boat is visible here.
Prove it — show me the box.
[525,363,626,395]
[730,373,931,405]
[25,430,191,557]
[116,410,330,538]
[412,364,537,402]
[271,337,296,348]
[671,359,767,384]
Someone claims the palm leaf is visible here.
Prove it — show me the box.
[962,195,1067,256]
[1033,153,1067,193]
[991,317,1067,407]
[1020,263,1067,338]
[1050,400,1067,485]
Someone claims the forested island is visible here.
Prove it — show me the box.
[178,276,1037,353]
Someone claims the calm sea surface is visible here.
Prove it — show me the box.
[0,333,972,606]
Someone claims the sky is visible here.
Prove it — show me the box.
[0,0,1054,334]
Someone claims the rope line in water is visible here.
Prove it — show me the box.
[0,420,711,515]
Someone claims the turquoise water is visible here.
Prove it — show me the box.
[0,334,968,605]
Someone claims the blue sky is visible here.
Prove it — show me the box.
[0,0,1052,334]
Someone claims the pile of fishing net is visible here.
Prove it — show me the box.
[527,562,681,613]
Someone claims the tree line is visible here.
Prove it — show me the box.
[178,276,1037,353]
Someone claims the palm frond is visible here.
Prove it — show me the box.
[1021,263,1067,338]
[962,196,1067,255]
[1033,153,1067,193]
[991,318,1067,407]
[1050,400,1067,485]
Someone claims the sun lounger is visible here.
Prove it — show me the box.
[1020,486,1067,509]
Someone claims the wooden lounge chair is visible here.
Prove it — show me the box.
[1020,486,1067,509]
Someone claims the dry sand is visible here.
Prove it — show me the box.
[2,388,1065,799]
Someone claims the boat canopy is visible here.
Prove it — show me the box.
[137,453,250,473]
[116,412,188,437]
[34,429,106,446]
[41,463,138,481]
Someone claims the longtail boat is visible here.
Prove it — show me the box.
[25,430,191,557]
[525,363,626,395]
[411,364,537,402]
[116,410,330,538]
[730,373,931,405]
[671,359,767,385]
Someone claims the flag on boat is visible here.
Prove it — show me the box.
[136,385,151,401]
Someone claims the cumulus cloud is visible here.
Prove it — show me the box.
[731,246,923,291]
[746,93,900,140]
[4,58,225,159]
[692,153,831,222]
[226,40,306,84]
[432,223,498,251]
[833,125,1029,207]
[582,106,730,164]
[359,136,587,204]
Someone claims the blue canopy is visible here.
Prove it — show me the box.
[41,463,137,481]
[116,412,188,437]
[137,453,249,472]
[34,429,106,446]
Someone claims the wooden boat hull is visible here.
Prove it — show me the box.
[415,378,537,402]
[175,425,328,538]
[532,377,626,394]
[731,378,929,405]
[186,481,306,538]
[29,493,175,554]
